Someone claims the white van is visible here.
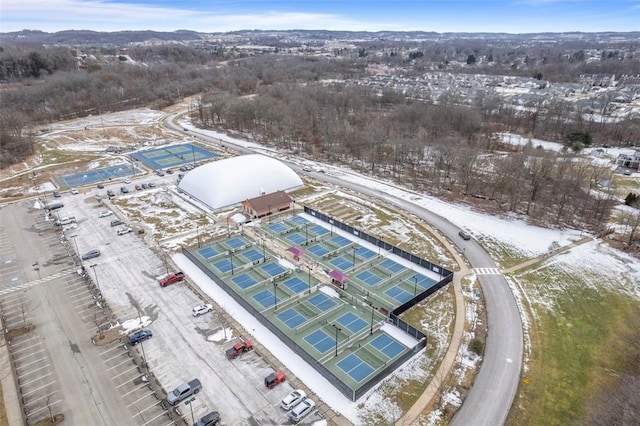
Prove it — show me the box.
[55,216,76,226]
[289,398,315,423]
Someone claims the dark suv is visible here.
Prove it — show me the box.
[110,219,124,227]
[193,411,220,426]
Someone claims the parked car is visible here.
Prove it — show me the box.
[110,219,124,227]
[106,190,115,197]
[120,186,129,194]
[117,227,132,236]
[141,183,148,189]
[55,216,76,226]
[123,178,131,184]
[81,249,101,260]
[193,411,220,426]
[156,171,165,177]
[53,190,61,198]
[97,184,105,189]
[192,304,213,317]
[281,389,306,410]
[98,211,113,218]
[264,372,286,389]
[458,230,472,240]
[148,182,156,188]
[302,166,312,172]
[624,169,632,176]
[289,398,315,423]
[127,330,152,346]
[70,188,79,195]
[166,378,201,406]
[158,272,185,287]
[135,184,142,190]
[226,340,253,359]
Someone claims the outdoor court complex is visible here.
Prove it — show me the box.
[184,209,453,401]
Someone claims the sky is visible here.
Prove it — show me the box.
[1,0,639,34]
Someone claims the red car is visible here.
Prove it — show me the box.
[265,372,286,389]
[158,272,185,287]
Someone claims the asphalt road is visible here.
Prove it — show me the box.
[167,111,524,425]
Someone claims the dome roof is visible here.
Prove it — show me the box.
[178,154,303,210]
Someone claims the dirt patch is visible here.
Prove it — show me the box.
[35,413,65,426]
[5,324,36,340]
[91,326,124,346]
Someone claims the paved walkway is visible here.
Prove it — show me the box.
[501,236,593,275]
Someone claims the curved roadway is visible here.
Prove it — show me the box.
[164,110,524,425]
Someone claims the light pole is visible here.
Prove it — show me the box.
[352,246,357,270]
[70,234,80,265]
[90,263,100,292]
[413,274,418,296]
[273,281,278,310]
[305,223,309,244]
[185,397,196,425]
[332,324,341,357]
[228,251,234,275]
[196,224,201,248]
[261,238,266,262]
[191,144,196,167]
[307,265,312,294]
[370,305,375,335]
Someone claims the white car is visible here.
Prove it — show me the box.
[280,389,306,410]
[192,304,213,317]
[289,397,315,422]
[123,179,132,184]
[70,188,79,195]
[98,211,113,218]
[117,227,132,235]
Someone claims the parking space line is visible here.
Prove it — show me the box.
[108,358,134,371]
[121,383,152,398]
[126,392,156,408]
[22,380,56,397]
[16,356,49,371]
[5,317,34,328]
[69,292,94,303]
[17,364,51,379]
[79,310,106,322]
[138,400,164,416]
[28,399,61,416]
[77,304,100,315]
[12,341,43,355]
[21,372,54,387]
[113,365,140,381]
[99,344,123,356]
[14,349,45,361]
[7,335,39,348]
[104,351,129,363]
[141,409,169,426]
[24,390,57,407]
[66,286,89,297]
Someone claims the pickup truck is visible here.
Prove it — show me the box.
[158,272,185,287]
[226,340,253,359]
[166,378,201,406]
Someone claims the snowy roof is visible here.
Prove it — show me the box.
[178,154,303,210]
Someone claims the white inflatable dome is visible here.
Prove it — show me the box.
[178,154,303,210]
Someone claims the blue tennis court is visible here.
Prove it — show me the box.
[262,262,286,277]
[268,223,289,234]
[231,273,257,289]
[411,274,436,290]
[356,270,382,286]
[283,277,308,294]
[286,233,306,245]
[276,308,307,329]
[311,225,329,236]
[355,247,376,259]
[304,330,335,354]
[330,235,351,247]
[242,249,263,262]
[307,293,337,311]
[253,289,280,308]
[290,215,308,225]
[130,143,217,170]
[56,164,141,189]
[198,247,218,259]
[370,334,406,358]
[213,259,235,274]
[226,238,245,249]
[385,286,413,303]
[336,312,368,333]
[330,256,353,271]
[307,244,330,257]
[380,259,405,273]
[337,354,374,383]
